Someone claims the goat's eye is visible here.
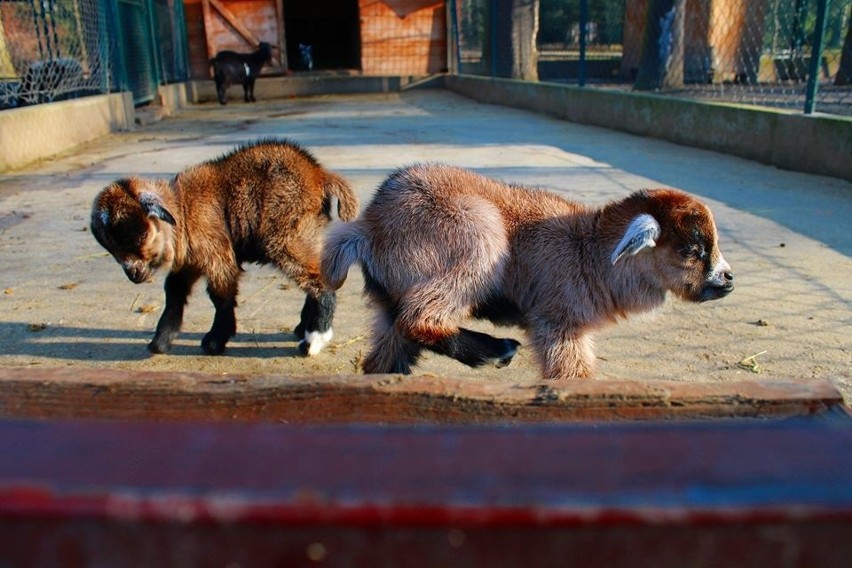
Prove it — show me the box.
[680,244,705,260]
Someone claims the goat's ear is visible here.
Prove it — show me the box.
[139,192,176,226]
[611,213,661,265]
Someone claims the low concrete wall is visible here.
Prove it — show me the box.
[156,82,191,115]
[189,75,441,104]
[0,92,134,172]
[445,75,852,182]
[4,76,849,181]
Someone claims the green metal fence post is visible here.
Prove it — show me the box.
[804,0,831,114]
[105,0,129,94]
[578,0,587,86]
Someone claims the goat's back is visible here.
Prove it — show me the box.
[367,163,584,240]
[173,140,341,258]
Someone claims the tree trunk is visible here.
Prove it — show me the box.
[836,17,852,86]
[708,0,767,84]
[511,0,539,80]
[634,0,685,90]
[661,0,685,89]
[492,0,539,81]
[0,17,15,80]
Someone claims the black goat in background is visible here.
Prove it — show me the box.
[209,42,273,105]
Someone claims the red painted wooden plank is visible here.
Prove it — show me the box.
[1,420,850,521]
[0,366,845,422]
[0,419,850,566]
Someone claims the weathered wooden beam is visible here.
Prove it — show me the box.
[0,419,850,566]
[274,0,287,69]
[208,0,261,48]
[200,0,216,61]
[0,366,845,423]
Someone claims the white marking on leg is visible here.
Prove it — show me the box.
[302,328,333,356]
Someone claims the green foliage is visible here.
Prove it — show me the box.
[459,0,487,50]
[538,0,624,46]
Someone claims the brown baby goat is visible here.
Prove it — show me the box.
[91,139,358,356]
[322,163,733,379]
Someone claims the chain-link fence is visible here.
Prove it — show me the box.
[453,0,852,115]
[1,0,189,109]
[1,0,109,109]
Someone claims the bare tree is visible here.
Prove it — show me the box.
[635,0,685,90]
[491,0,539,81]
[836,16,852,86]
[511,0,539,80]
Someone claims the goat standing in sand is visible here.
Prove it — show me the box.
[322,164,734,379]
[91,139,358,356]
[209,42,272,105]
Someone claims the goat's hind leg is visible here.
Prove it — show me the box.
[396,283,520,370]
[428,328,520,369]
[202,272,240,355]
[295,291,336,356]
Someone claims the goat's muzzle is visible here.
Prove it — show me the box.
[699,270,734,302]
[122,260,153,284]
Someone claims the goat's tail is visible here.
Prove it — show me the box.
[323,172,359,221]
[321,221,369,290]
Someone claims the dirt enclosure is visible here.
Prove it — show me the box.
[0,90,850,406]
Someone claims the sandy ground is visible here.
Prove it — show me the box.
[1,90,850,402]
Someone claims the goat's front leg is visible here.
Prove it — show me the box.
[149,270,199,354]
[528,319,595,379]
[202,280,239,355]
[361,308,423,374]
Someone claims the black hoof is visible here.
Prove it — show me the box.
[297,339,310,356]
[147,339,171,354]
[293,321,305,340]
[494,339,521,368]
[202,333,228,355]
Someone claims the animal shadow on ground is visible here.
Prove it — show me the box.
[0,322,303,362]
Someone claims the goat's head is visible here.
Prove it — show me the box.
[611,189,734,303]
[91,177,176,284]
[257,42,273,63]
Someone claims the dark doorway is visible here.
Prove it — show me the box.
[285,0,361,71]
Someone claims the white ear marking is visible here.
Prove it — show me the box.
[611,213,661,265]
[98,210,110,227]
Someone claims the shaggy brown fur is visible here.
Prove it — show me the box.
[322,163,733,378]
[91,139,358,356]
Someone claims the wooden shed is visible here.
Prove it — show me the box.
[182,0,448,78]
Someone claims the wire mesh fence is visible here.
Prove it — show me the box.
[453,0,852,115]
[0,0,109,109]
[3,0,850,115]
[1,0,190,109]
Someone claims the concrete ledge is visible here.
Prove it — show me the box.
[0,366,846,423]
[155,81,192,115]
[0,92,134,172]
[445,74,852,182]
[188,74,442,104]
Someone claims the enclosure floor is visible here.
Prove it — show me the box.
[0,90,849,403]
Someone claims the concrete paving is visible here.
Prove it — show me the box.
[0,89,850,402]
